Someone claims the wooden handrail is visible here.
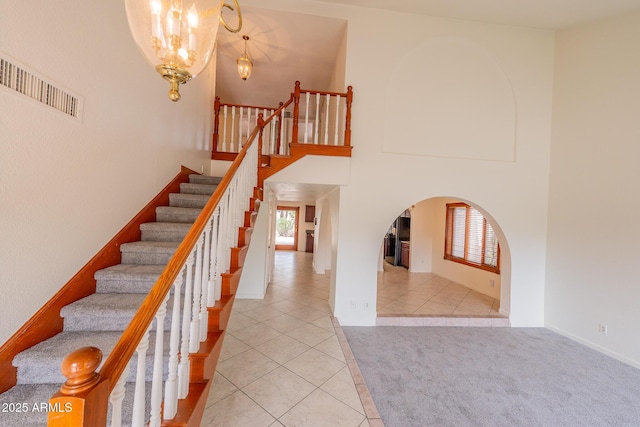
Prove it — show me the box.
[98,126,261,392]
[0,166,196,395]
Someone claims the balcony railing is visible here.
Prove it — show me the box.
[213,81,353,160]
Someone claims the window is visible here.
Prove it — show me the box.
[444,203,500,273]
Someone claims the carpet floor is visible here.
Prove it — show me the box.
[342,327,640,427]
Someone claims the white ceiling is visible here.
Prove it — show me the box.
[215,0,640,202]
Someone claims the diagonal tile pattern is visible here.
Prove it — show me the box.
[377,261,503,317]
[202,251,379,427]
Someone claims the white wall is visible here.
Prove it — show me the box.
[546,11,640,367]
[0,1,213,343]
[245,0,554,328]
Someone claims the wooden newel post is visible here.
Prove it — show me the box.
[212,96,221,158]
[291,81,301,145]
[48,347,110,426]
[344,86,353,147]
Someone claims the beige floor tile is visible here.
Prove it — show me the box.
[231,323,283,346]
[314,335,346,362]
[218,334,251,362]
[266,299,306,314]
[288,306,332,323]
[286,322,335,347]
[284,348,346,386]
[262,313,307,333]
[254,334,310,365]
[226,311,259,333]
[320,367,365,415]
[243,305,286,322]
[311,315,335,332]
[279,389,365,427]
[202,390,275,427]
[206,371,239,406]
[216,349,280,388]
[242,366,316,419]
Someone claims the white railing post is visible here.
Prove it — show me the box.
[149,294,169,427]
[200,219,212,341]
[324,93,330,145]
[304,92,310,144]
[189,235,204,353]
[163,274,183,419]
[178,252,194,398]
[222,105,228,152]
[131,328,150,426]
[230,106,236,152]
[314,94,320,145]
[334,94,341,146]
[109,362,130,427]
[208,210,220,307]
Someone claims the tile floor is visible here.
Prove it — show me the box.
[201,251,382,426]
[377,261,502,317]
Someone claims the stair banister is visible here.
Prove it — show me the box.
[48,126,261,426]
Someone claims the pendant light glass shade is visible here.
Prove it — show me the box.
[125,0,242,101]
[237,35,252,80]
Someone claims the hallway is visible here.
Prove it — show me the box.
[201,251,381,426]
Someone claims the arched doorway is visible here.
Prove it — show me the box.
[377,197,510,323]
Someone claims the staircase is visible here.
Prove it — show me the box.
[0,174,253,426]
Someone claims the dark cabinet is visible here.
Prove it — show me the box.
[401,241,410,268]
[305,230,314,253]
[305,205,315,223]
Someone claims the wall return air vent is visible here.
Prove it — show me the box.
[0,52,83,120]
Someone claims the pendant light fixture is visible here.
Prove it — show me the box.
[125,0,243,102]
[237,35,253,81]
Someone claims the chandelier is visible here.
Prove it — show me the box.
[237,35,252,80]
[125,0,242,101]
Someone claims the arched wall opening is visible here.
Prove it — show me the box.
[377,196,511,319]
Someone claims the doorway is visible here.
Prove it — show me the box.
[275,206,299,251]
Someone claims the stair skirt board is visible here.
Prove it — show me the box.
[1,173,246,426]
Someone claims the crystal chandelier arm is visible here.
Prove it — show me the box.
[220,0,242,33]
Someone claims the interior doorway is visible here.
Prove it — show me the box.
[275,206,299,251]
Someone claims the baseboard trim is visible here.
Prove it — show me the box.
[545,323,640,369]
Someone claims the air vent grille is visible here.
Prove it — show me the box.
[0,53,82,120]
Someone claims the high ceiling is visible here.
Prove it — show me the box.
[214,0,640,201]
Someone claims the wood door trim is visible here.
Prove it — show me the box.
[275,206,299,251]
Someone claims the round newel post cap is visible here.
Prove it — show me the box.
[60,346,102,395]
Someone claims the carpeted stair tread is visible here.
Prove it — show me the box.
[169,193,210,209]
[0,383,61,426]
[189,174,222,185]
[155,206,202,223]
[95,264,165,294]
[60,293,173,332]
[120,241,179,265]
[0,382,153,427]
[179,182,218,195]
[14,331,171,385]
[140,222,193,242]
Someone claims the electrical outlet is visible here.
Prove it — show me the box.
[350,300,357,309]
[599,323,608,334]
[364,302,369,309]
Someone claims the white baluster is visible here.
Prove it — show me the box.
[230,106,236,152]
[222,105,228,152]
[208,210,220,307]
[109,362,131,427]
[149,294,169,427]
[178,251,194,398]
[200,219,212,341]
[304,92,310,144]
[279,113,285,155]
[247,108,253,141]
[314,94,320,145]
[163,274,183,419]
[131,328,150,426]
[214,202,225,302]
[334,94,341,146]
[190,235,204,353]
[324,93,330,145]
[239,106,244,148]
